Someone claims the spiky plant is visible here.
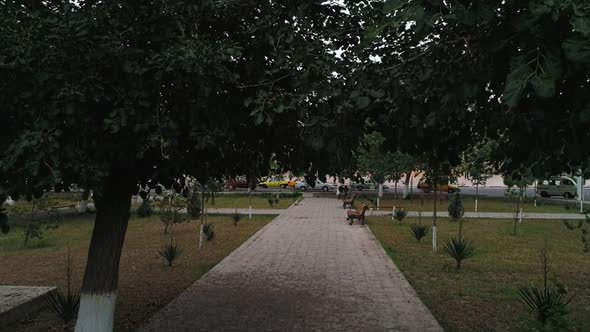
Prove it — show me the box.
[158,238,183,266]
[518,286,571,326]
[137,199,154,218]
[393,208,408,222]
[409,223,430,241]
[46,248,80,324]
[203,223,215,241]
[267,198,274,207]
[443,237,477,269]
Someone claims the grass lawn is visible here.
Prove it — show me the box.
[0,212,274,331]
[203,193,301,209]
[367,216,590,331]
[357,194,580,214]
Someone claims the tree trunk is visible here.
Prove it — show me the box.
[475,183,479,213]
[78,187,90,214]
[75,171,134,332]
[403,172,411,199]
[199,187,205,249]
[432,186,438,253]
[513,188,522,236]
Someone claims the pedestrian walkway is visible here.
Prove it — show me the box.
[141,197,442,331]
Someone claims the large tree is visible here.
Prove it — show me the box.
[0,1,354,329]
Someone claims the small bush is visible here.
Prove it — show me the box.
[47,289,80,324]
[393,208,408,222]
[232,212,241,226]
[158,239,183,266]
[409,223,430,241]
[137,199,154,218]
[186,189,202,218]
[203,223,215,241]
[518,285,571,327]
[267,198,274,207]
[46,248,80,324]
[443,237,477,269]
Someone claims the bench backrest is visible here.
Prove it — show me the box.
[359,204,368,216]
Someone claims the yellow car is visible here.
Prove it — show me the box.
[258,178,290,189]
[417,181,460,194]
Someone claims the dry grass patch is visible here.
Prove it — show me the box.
[0,213,274,331]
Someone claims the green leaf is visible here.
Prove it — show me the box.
[563,37,590,64]
[355,96,371,109]
[580,103,590,123]
[383,0,401,13]
[502,56,533,108]
[274,104,285,113]
[531,72,555,98]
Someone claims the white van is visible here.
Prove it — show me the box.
[537,176,577,199]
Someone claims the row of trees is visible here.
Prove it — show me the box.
[1,1,589,330]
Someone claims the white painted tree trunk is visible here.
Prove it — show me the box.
[78,200,88,214]
[75,293,117,332]
[475,183,479,213]
[432,226,437,253]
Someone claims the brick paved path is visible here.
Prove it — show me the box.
[141,197,442,331]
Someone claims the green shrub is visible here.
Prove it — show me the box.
[232,212,241,226]
[158,239,183,266]
[137,199,154,218]
[393,208,408,222]
[203,223,215,241]
[186,190,202,218]
[46,248,80,324]
[409,223,430,241]
[267,198,274,207]
[518,286,571,327]
[443,237,477,269]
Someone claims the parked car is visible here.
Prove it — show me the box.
[537,176,577,199]
[294,180,335,191]
[349,181,388,191]
[258,177,290,189]
[227,177,250,190]
[417,181,460,194]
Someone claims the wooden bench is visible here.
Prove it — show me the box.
[342,194,355,209]
[347,204,368,225]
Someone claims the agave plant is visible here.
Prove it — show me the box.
[47,289,81,324]
[158,239,183,266]
[203,223,215,241]
[46,247,80,324]
[393,208,408,222]
[518,286,571,325]
[443,237,477,269]
[409,223,430,241]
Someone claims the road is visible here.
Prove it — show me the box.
[229,185,590,201]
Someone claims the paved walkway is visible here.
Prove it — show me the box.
[141,197,442,331]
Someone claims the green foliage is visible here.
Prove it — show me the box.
[447,193,464,221]
[409,223,430,241]
[393,208,408,222]
[0,208,8,234]
[232,212,241,226]
[10,196,60,246]
[158,238,183,267]
[563,214,590,252]
[137,199,154,218]
[518,242,572,327]
[355,132,415,184]
[186,188,202,219]
[267,198,274,207]
[518,286,571,328]
[443,237,477,269]
[158,193,190,234]
[203,223,215,241]
[46,248,80,324]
